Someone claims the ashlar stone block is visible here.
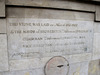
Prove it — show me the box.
[88,59,100,75]
[0,34,8,72]
[0,0,5,17]
[0,19,6,33]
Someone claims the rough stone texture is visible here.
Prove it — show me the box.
[88,60,100,75]
[6,0,95,12]
[0,19,6,33]
[0,34,8,72]
[68,61,89,75]
[0,0,5,17]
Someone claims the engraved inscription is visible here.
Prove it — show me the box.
[7,19,93,59]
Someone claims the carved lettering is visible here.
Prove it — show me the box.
[7,19,93,59]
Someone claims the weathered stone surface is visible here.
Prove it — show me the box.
[7,7,25,18]
[0,34,8,72]
[93,33,100,60]
[94,22,100,33]
[0,19,6,33]
[45,56,69,75]
[96,6,100,21]
[0,0,5,17]
[1,4,98,74]
[6,7,94,71]
[68,61,89,75]
[0,68,44,75]
[7,7,94,21]
[8,53,92,71]
[88,59,100,75]
[7,18,93,60]
[93,23,100,60]
[6,0,95,12]
[9,58,40,71]
[0,62,90,75]
[64,53,92,64]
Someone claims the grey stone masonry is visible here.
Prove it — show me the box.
[0,0,5,17]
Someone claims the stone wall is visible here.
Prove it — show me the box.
[0,0,100,75]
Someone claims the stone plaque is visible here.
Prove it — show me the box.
[7,18,93,60]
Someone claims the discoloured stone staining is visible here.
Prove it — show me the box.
[88,60,100,75]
